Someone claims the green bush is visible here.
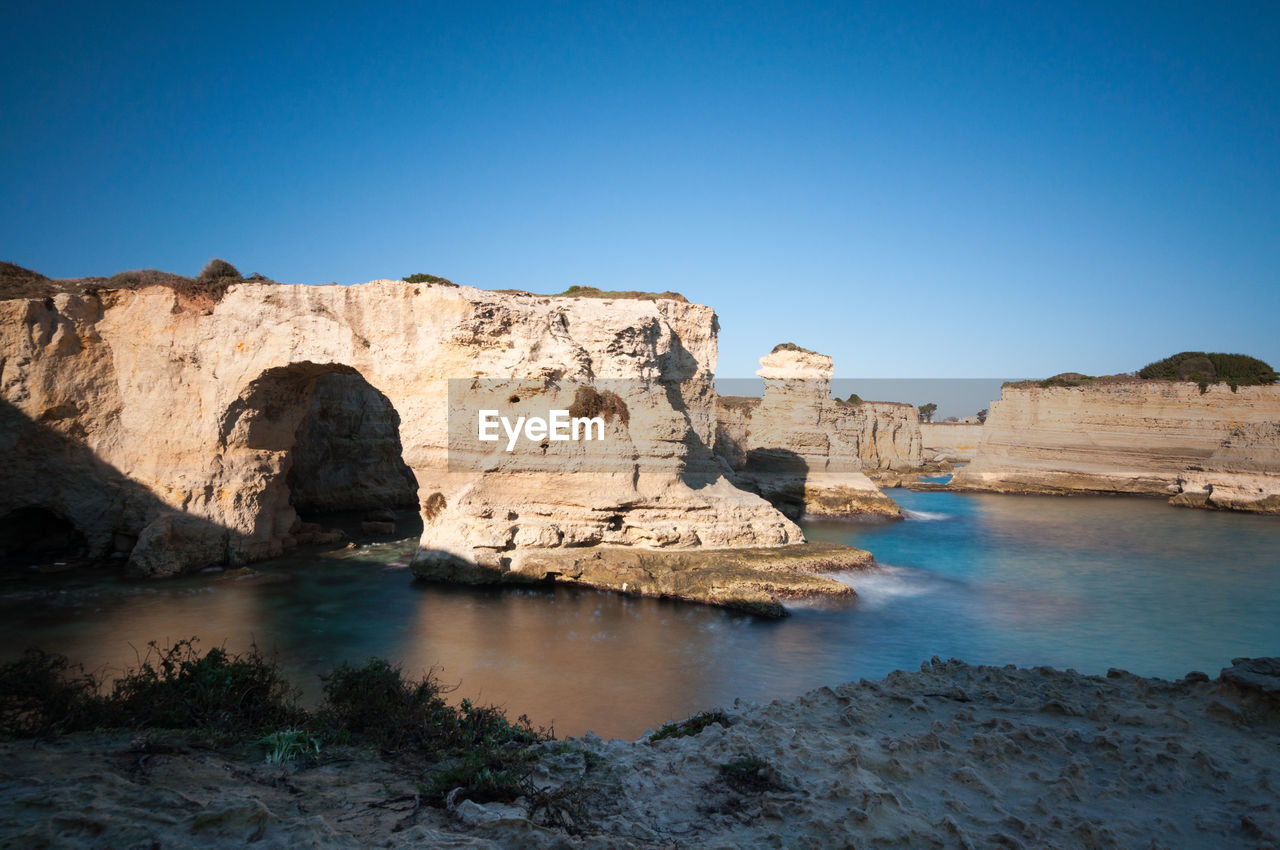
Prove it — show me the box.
[317,657,455,752]
[1139,351,1278,388]
[553,285,688,302]
[770,342,817,354]
[106,638,301,733]
[198,259,241,280]
[0,649,104,736]
[402,272,456,285]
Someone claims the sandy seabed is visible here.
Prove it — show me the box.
[2,657,1277,849]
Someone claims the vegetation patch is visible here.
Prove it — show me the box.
[770,342,818,355]
[260,728,322,765]
[568,386,630,425]
[549,285,688,302]
[0,642,549,808]
[649,709,730,741]
[717,395,761,411]
[402,272,457,286]
[717,753,789,793]
[1139,351,1278,391]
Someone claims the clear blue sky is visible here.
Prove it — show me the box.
[2,1,1277,378]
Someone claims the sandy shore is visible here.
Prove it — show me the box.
[2,657,1277,848]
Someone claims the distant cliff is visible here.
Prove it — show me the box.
[919,422,984,462]
[952,381,1280,512]
[713,346,921,518]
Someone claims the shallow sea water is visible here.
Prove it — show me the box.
[2,490,1278,739]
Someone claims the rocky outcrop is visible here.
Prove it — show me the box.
[1,279,804,579]
[713,348,917,518]
[919,422,984,462]
[952,382,1280,510]
[1172,422,1280,513]
[418,541,876,618]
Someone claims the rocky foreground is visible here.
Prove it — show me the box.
[3,658,1278,848]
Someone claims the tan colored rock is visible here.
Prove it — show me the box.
[0,280,802,580]
[953,382,1280,510]
[713,347,914,518]
[919,421,984,461]
[1173,422,1280,513]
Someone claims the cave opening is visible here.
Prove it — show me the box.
[221,363,422,554]
[284,371,422,541]
[0,507,88,568]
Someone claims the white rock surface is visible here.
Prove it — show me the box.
[953,381,1280,511]
[714,347,918,518]
[0,281,801,577]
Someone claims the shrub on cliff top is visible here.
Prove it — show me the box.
[1139,352,1278,389]
[552,285,688,302]
[198,258,241,280]
[403,272,457,286]
[771,342,818,355]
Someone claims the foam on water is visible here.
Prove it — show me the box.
[904,508,952,521]
[828,565,942,609]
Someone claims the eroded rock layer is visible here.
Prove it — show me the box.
[713,347,916,518]
[0,280,801,578]
[1173,422,1280,513]
[952,382,1280,511]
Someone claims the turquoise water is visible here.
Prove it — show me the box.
[2,491,1278,739]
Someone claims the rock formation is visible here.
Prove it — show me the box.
[1,279,810,582]
[713,347,919,518]
[919,421,984,462]
[1172,422,1280,513]
[952,381,1280,512]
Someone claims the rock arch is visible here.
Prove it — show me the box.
[215,361,418,563]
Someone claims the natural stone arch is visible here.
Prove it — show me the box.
[216,361,418,563]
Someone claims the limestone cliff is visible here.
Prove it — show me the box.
[952,381,1280,512]
[713,347,917,518]
[1172,422,1280,513]
[1,279,802,578]
[919,422,985,462]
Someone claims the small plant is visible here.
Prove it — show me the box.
[977,408,988,424]
[917,402,938,423]
[260,728,321,765]
[718,753,788,793]
[649,709,729,741]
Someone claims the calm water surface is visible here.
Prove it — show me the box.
[3,490,1278,739]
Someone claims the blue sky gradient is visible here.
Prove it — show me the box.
[2,2,1277,378]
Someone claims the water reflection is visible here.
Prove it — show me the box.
[2,492,1279,739]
